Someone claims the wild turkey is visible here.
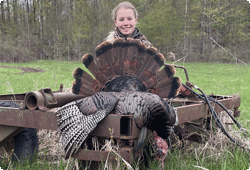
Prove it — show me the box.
[55,38,181,158]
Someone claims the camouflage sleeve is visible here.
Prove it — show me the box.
[137,36,152,48]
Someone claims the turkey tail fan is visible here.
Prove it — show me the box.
[144,65,176,91]
[111,38,148,76]
[146,65,180,99]
[137,48,165,89]
[123,39,147,76]
[122,38,138,74]
[125,38,138,61]
[95,41,115,77]
[121,38,141,75]
[137,47,158,77]
[151,76,181,99]
[75,38,180,99]
[72,67,102,96]
[167,77,182,98]
[155,65,176,82]
[81,53,108,84]
[93,38,148,79]
[111,38,125,75]
[81,53,97,76]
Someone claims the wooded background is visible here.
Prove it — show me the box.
[0,0,249,63]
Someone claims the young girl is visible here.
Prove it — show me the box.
[106,1,152,48]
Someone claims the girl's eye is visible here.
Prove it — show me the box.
[119,18,124,21]
[128,17,132,20]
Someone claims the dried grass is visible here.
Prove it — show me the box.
[37,128,138,170]
[37,130,63,158]
[193,111,250,160]
[37,130,74,169]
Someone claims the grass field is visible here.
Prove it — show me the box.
[0,60,249,169]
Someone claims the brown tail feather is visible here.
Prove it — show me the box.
[151,77,181,99]
[123,39,144,76]
[155,65,176,82]
[112,38,125,75]
[81,54,98,76]
[72,67,102,96]
[144,65,177,91]
[95,41,115,76]
[123,39,135,74]
[81,53,108,84]
[126,38,138,61]
[138,49,165,84]
[129,41,147,75]
[137,47,158,76]
[143,76,158,90]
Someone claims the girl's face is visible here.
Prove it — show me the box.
[115,8,137,36]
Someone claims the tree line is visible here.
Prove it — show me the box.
[0,0,249,63]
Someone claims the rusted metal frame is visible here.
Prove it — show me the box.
[0,108,140,139]
[0,95,240,134]
[0,125,24,143]
[0,125,24,151]
[0,89,85,111]
[0,108,139,163]
[73,146,135,164]
[176,96,240,125]
[0,95,241,163]
[73,115,140,163]
[210,96,241,113]
[90,114,139,140]
[73,96,240,163]
[0,107,58,131]
[176,102,209,125]
[0,93,26,101]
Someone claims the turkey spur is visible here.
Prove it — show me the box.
[55,38,181,158]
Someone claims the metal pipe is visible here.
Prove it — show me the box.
[164,64,189,82]
[23,88,85,110]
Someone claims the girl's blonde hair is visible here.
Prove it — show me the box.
[111,1,138,21]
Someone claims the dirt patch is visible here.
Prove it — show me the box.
[0,66,44,74]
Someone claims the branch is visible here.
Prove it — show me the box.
[173,54,188,65]
[210,37,246,65]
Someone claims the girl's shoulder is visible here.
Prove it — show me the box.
[105,28,152,48]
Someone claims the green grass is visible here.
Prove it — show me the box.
[163,147,250,170]
[0,60,83,94]
[0,157,75,170]
[0,61,249,170]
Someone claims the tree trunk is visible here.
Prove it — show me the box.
[1,1,5,23]
[38,0,43,59]
[14,0,18,25]
[67,0,73,60]
[208,1,212,63]
[200,0,206,62]
[184,0,189,61]
[7,0,10,22]
[26,0,29,14]
[184,0,188,50]
[33,0,36,23]
[216,0,221,42]
[26,0,31,52]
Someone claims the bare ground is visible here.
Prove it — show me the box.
[0,66,44,74]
